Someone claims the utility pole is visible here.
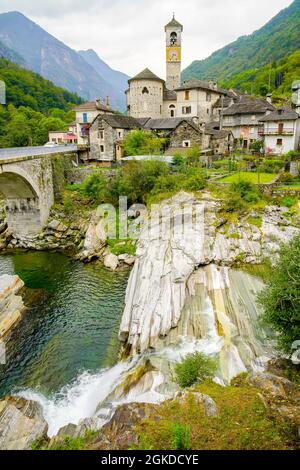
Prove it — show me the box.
[220,95,224,130]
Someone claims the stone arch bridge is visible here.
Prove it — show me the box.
[0,146,79,237]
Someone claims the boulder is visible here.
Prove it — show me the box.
[104,253,119,271]
[176,391,218,417]
[0,275,25,341]
[0,397,48,450]
[247,372,296,398]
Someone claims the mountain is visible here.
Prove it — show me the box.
[183,0,300,82]
[0,39,24,65]
[222,50,300,100]
[0,11,127,110]
[78,49,129,100]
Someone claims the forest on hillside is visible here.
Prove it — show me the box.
[0,58,82,147]
[222,50,300,100]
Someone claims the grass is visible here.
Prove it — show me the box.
[218,172,277,185]
[247,216,263,228]
[32,430,98,450]
[134,381,298,450]
[276,184,300,191]
[107,238,136,256]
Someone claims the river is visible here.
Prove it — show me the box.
[0,252,130,399]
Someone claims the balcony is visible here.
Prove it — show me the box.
[259,128,295,136]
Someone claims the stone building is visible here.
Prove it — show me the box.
[259,106,300,155]
[168,120,209,150]
[126,69,165,119]
[222,96,275,149]
[165,15,183,91]
[89,114,141,164]
[73,99,112,145]
[126,16,236,125]
[175,80,228,122]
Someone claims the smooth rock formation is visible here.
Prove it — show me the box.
[0,275,25,341]
[119,192,299,358]
[0,397,48,450]
[104,253,119,271]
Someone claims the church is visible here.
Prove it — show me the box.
[126,15,227,122]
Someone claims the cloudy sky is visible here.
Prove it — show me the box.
[0,0,293,76]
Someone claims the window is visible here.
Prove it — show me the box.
[276,139,283,146]
[100,145,105,153]
[169,104,176,118]
[170,32,178,45]
[207,109,210,115]
[250,127,255,134]
[206,93,211,102]
[182,106,192,115]
[82,113,88,123]
[184,90,190,100]
[251,115,256,121]
[278,123,284,134]
[183,140,191,148]
[98,130,104,140]
[142,87,149,94]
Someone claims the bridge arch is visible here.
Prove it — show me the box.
[0,164,52,237]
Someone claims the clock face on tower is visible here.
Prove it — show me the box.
[166,47,181,63]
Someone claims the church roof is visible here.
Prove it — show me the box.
[165,15,183,31]
[176,79,227,95]
[128,68,165,83]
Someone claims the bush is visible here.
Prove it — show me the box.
[82,172,107,202]
[108,160,169,205]
[261,159,284,174]
[258,235,300,354]
[225,180,260,213]
[175,352,217,388]
[183,168,206,191]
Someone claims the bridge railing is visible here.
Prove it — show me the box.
[0,145,78,160]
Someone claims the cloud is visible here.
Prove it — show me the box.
[0,0,293,76]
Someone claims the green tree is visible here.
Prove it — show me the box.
[123,130,165,156]
[259,235,300,354]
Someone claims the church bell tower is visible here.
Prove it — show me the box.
[165,15,183,91]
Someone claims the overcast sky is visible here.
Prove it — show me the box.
[0,0,294,77]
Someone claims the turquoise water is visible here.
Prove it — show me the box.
[0,252,129,398]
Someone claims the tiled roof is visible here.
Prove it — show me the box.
[163,89,177,101]
[259,106,299,122]
[128,68,165,83]
[144,118,189,130]
[176,79,227,95]
[223,96,275,116]
[92,114,142,129]
[73,101,110,112]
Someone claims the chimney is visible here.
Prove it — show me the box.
[105,96,110,108]
[95,98,101,109]
[266,93,273,104]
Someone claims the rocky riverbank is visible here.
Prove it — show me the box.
[0,191,299,450]
[0,275,25,343]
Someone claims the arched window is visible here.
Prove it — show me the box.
[142,87,149,94]
[169,104,176,118]
[170,32,177,45]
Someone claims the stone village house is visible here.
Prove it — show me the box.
[89,114,142,165]
[222,95,275,150]
[259,106,300,155]
[89,115,234,163]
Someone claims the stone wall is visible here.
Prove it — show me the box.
[169,122,208,149]
[127,80,164,119]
